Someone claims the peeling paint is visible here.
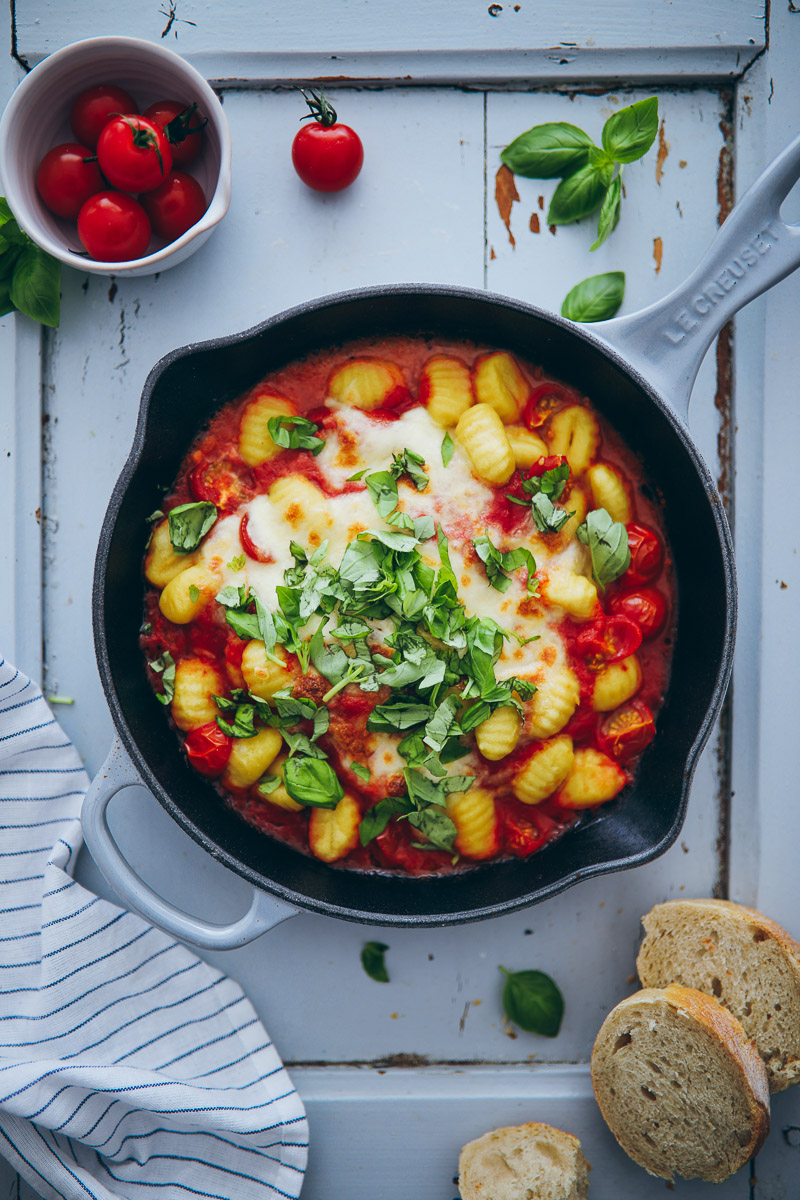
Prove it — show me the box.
[495,164,519,247]
[489,247,496,260]
[458,1001,470,1033]
[548,223,556,235]
[653,236,663,274]
[538,195,545,211]
[529,212,540,233]
[655,120,669,185]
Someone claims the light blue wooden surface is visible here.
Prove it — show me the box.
[2,1,800,1196]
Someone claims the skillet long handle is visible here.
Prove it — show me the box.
[82,738,299,950]
[593,133,800,422]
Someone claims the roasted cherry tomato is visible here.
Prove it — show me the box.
[502,806,558,858]
[376,820,448,872]
[239,512,274,564]
[607,587,667,640]
[36,143,104,219]
[77,192,151,262]
[598,700,655,763]
[291,88,363,193]
[97,115,172,193]
[624,523,664,587]
[143,99,206,167]
[70,83,137,148]
[528,454,569,478]
[524,381,579,429]
[576,613,642,664]
[183,721,232,777]
[141,170,206,241]
[189,460,254,511]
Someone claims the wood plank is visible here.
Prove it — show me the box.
[14,1,764,81]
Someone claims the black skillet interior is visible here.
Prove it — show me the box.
[94,285,735,926]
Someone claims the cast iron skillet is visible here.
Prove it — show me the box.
[83,135,800,949]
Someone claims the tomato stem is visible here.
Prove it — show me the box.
[298,87,338,127]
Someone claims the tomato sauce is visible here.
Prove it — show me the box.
[141,334,676,877]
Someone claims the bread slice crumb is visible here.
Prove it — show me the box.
[458,1122,590,1200]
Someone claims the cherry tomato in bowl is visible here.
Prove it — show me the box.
[77,192,151,262]
[183,722,232,777]
[70,83,137,149]
[607,587,668,640]
[291,88,363,193]
[97,115,172,193]
[141,171,207,241]
[36,143,103,219]
[623,522,664,587]
[598,700,656,763]
[144,100,206,167]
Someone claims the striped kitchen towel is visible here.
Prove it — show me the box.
[0,659,308,1200]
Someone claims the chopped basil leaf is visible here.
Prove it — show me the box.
[256,774,281,795]
[472,535,537,595]
[367,700,435,733]
[500,966,564,1037]
[576,507,630,590]
[351,762,371,781]
[407,806,458,852]
[149,651,175,705]
[359,795,414,845]
[284,756,344,808]
[390,449,428,492]
[365,471,399,518]
[188,584,200,603]
[228,553,246,571]
[167,501,217,554]
[215,702,258,739]
[267,414,325,456]
[361,941,390,983]
[441,432,455,467]
[529,493,573,535]
[146,509,165,525]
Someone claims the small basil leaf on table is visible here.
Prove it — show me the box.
[500,966,564,1037]
[561,271,625,323]
[361,941,390,983]
[601,96,659,164]
[9,243,61,327]
[500,121,595,179]
[591,174,622,251]
[168,500,217,553]
[547,154,614,226]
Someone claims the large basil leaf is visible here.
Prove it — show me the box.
[601,96,659,164]
[168,500,217,553]
[576,507,630,589]
[500,122,594,179]
[547,156,614,226]
[9,243,60,327]
[561,271,625,323]
[500,966,564,1037]
[283,756,344,808]
[591,174,622,251]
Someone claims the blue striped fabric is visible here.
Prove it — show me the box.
[0,661,308,1199]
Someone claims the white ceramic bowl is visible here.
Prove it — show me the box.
[0,36,231,276]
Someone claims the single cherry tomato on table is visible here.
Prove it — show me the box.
[607,587,667,640]
[141,170,207,240]
[97,115,172,193]
[77,192,151,262]
[36,143,104,219]
[189,460,254,511]
[524,382,579,430]
[183,721,232,777]
[292,88,364,193]
[70,83,138,148]
[576,613,642,664]
[598,699,655,763]
[623,522,664,587]
[144,100,206,167]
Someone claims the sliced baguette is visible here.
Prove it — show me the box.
[637,897,800,1091]
[591,984,769,1183]
[458,1122,590,1200]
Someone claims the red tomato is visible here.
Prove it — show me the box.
[143,100,206,167]
[70,83,137,149]
[292,89,363,193]
[502,807,558,858]
[576,614,642,664]
[189,459,254,511]
[598,700,655,763]
[141,171,206,241]
[183,722,232,777]
[376,820,449,873]
[624,523,664,586]
[524,381,579,429]
[607,587,667,640]
[239,512,274,564]
[334,688,378,718]
[77,192,151,262]
[97,115,172,193]
[35,143,104,219]
[527,454,569,478]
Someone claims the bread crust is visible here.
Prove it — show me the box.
[637,898,800,1090]
[591,984,770,1183]
[458,1121,590,1200]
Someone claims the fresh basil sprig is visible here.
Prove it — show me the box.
[500,97,658,248]
[168,500,217,554]
[561,271,625,323]
[500,966,564,1037]
[507,462,573,533]
[267,414,325,456]
[0,197,61,327]
[576,507,630,590]
[361,941,390,983]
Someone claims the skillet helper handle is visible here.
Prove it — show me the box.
[82,738,298,950]
[593,133,800,422]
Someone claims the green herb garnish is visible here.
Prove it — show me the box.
[576,507,630,589]
[361,941,390,983]
[561,271,626,323]
[267,414,325,456]
[168,501,217,554]
[149,651,176,705]
[500,966,564,1037]
[0,198,61,327]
